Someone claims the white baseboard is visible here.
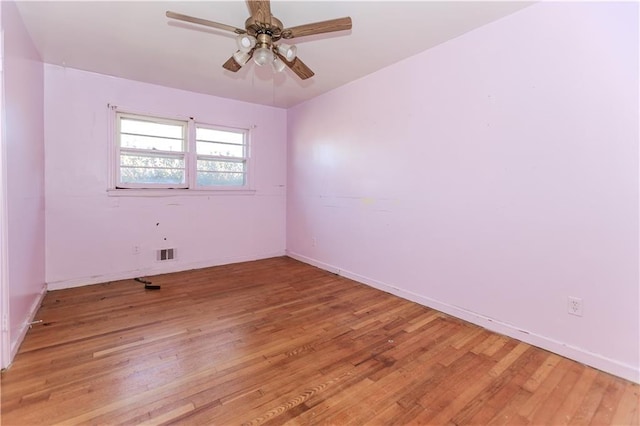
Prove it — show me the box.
[46,251,287,291]
[286,250,640,384]
[8,283,47,367]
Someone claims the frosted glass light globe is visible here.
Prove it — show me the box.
[236,35,256,53]
[277,44,297,62]
[253,47,274,66]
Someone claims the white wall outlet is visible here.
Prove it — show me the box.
[568,296,583,317]
[132,245,141,255]
[312,237,317,247]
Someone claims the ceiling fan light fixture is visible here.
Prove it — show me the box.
[166,2,352,80]
[254,46,274,66]
[232,50,251,66]
[277,43,297,61]
[272,57,286,73]
[236,35,256,53]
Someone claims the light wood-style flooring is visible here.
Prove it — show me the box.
[1,257,638,425]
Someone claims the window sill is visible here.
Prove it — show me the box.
[107,188,256,197]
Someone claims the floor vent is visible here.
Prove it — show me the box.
[157,248,176,261]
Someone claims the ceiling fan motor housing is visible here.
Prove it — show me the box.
[256,33,273,49]
[245,16,283,42]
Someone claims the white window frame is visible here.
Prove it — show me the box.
[108,106,254,195]
[116,112,189,189]
[193,122,251,190]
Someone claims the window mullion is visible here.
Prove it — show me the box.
[187,119,196,189]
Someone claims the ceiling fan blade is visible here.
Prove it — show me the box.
[222,56,243,72]
[246,0,272,23]
[282,17,352,39]
[223,50,254,72]
[276,52,314,80]
[166,11,246,34]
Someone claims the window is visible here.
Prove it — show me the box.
[196,125,247,187]
[118,114,187,188]
[113,111,250,191]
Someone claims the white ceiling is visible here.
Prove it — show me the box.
[15,1,533,108]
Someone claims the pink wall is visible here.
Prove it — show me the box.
[44,66,287,289]
[1,0,46,365]
[287,2,639,382]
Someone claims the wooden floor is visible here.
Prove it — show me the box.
[1,257,638,425]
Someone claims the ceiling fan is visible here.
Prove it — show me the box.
[166,0,352,80]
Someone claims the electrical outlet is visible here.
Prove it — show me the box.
[567,296,583,317]
[312,237,317,247]
[132,245,140,255]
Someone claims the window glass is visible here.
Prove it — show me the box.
[120,153,185,185]
[196,141,244,158]
[196,172,245,187]
[196,127,243,144]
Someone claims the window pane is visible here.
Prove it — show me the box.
[121,134,183,152]
[120,153,185,185]
[196,127,244,144]
[120,168,185,185]
[121,118,183,139]
[196,171,245,186]
[121,153,184,168]
[197,159,245,173]
[120,117,184,153]
[196,141,244,157]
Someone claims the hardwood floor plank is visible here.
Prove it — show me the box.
[528,361,584,424]
[610,382,640,425]
[569,372,611,426]
[1,257,637,425]
[522,352,563,393]
[458,347,545,424]
[548,367,598,425]
[137,401,196,426]
[489,341,531,377]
